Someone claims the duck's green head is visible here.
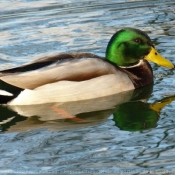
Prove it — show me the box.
[106,28,174,68]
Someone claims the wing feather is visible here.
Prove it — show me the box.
[0,53,118,89]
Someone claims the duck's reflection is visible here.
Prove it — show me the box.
[0,84,174,132]
[113,94,175,131]
[113,101,158,131]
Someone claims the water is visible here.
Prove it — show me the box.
[0,0,175,174]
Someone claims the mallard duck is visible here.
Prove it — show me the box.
[0,28,174,105]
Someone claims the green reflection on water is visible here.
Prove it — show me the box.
[113,101,158,131]
[113,95,175,131]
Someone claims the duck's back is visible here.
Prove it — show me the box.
[0,53,136,105]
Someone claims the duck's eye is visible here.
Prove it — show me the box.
[134,38,142,44]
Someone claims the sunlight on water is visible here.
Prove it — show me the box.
[0,0,175,174]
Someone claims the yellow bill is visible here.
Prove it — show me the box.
[144,47,174,69]
[150,96,175,113]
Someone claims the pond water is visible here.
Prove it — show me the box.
[0,0,175,174]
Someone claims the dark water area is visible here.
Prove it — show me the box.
[0,0,175,174]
